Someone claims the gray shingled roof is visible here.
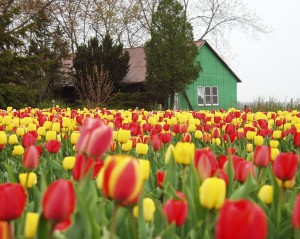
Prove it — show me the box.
[121,40,241,84]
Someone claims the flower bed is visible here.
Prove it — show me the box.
[0,106,300,239]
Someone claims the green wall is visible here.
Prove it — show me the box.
[178,44,238,110]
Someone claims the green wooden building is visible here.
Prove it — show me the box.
[122,40,241,110]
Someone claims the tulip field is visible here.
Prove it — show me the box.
[1,106,300,239]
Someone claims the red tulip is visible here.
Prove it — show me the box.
[23,145,40,170]
[151,135,162,151]
[161,133,172,144]
[215,199,267,239]
[42,179,75,223]
[235,160,255,183]
[45,140,61,153]
[162,192,188,227]
[254,145,271,168]
[156,170,165,188]
[22,133,36,147]
[294,132,300,147]
[76,118,113,158]
[272,153,299,180]
[0,183,26,221]
[292,194,300,228]
[194,148,217,180]
[72,153,103,180]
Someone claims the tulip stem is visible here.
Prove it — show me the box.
[8,221,14,239]
[110,204,118,239]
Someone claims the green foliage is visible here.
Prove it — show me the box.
[0,83,38,109]
[108,92,159,110]
[73,34,129,92]
[144,0,201,107]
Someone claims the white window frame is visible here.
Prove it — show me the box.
[197,86,219,106]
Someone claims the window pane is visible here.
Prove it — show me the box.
[212,96,218,104]
[212,87,218,95]
[205,96,212,104]
[205,87,211,95]
[197,87,205,105]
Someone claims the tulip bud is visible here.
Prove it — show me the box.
[133,197,156,222]
[246,143,253,152]
[12,145,25,156]
[215,199,268,239]
[19,172,37,188]
[136,143,149,155]
[63,156,76,170]
[272,130,282,139]
[42,179,76,222]
[272,152,298,181]
[0,132,7,145]
[139,159,150,181]
[24,212,39,238]
[8,134,18,145]
[76,118,113,158]
[45,140,61,153]
[162,192,188,227]
[23,145,40,170]
[258,185,273,204]
[51,122,61,132]
[70,131,80,145]
[156,170,165,188]
[101,155,143,205]
[117,128,130,143]
[199,177,226,209]
[174,142,195,165]
[194,148,217,180]
[0,183,26,221]
[151,135,162,151]
[269,140,279,148]
[254,145,271,168]
[45,131,57,141]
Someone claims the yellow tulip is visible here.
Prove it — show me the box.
[276,177,295,189]
[63,156,76,170]
[173,142,195,165]
[117,129,130,143]
[24,212,39,238]
[51,122,61,132]
[270,148,280,161]
[12,145,24,156]
[0,132,7,145]
[254,135,264,146]
[165,144,174,164]
[16,127,25,136]
[269,140,279,148]
[37,127,46,136]
[246,131,256,140]
[8,134,18,145]
[27,123,37,132]
[70,131,80,145]
[139,159,150,181]
[199,177,226,209]
[136,143,149,155]
[45,130,57,141]
[194,130,203,139]
[272,130,282,139]
[246,143,253,153]
[133,197,156,222]
[121,140,133,152]
[258,185,273,204]
[19,172,37,188]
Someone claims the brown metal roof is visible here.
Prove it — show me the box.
[122,40,241,84]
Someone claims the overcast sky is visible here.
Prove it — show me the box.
[226,0,300,103]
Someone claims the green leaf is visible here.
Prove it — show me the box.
[34,214,51,239]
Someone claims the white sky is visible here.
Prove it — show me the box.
[227,0,300,103]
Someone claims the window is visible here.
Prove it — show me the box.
[197,86,218,106]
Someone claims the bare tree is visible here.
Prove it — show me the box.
[74,65,114,108]
[182,0,270,44]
